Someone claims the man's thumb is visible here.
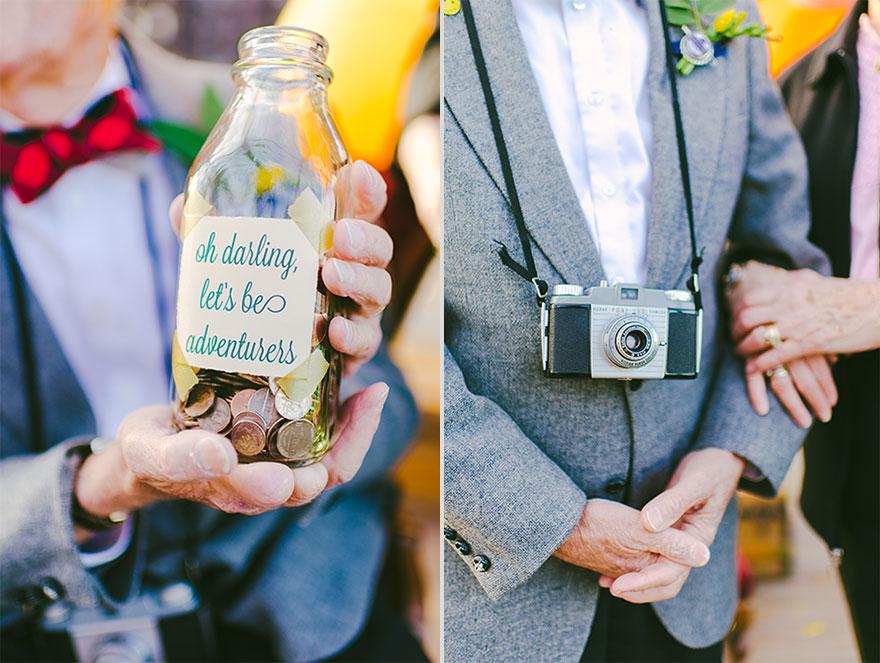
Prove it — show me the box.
[641,484,698,532]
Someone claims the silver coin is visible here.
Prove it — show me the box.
[268,377,280,394]
[248,388,276,425]
[275,420,316,459]
[197,397,231,433]
[274,390,309,420]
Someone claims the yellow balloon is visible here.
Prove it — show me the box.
[277,0,439,170]
[757,0,850,77]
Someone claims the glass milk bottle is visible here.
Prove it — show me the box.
[172,26,345,466]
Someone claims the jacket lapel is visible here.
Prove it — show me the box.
[643,0,729,288]
[444,0,604,287]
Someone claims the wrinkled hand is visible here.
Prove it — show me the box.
[554,499,710,588]
[743,355,837,428]
[729,261,880,368]
[726,261,840,426]
[597,449,743,603]
[170,159,392,376]
[74,383,389,519]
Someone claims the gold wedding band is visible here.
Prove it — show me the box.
[763,324,782,348]
[765,365,789,380]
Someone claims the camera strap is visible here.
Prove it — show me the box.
[459,0,704,310]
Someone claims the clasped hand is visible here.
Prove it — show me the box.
[557,448,743,604]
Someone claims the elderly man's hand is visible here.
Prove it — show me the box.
[597,448,743,603]
[74,382,389,522]
[554,499,711,589]
[169,159,392,376]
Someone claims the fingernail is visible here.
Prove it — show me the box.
[195,437,233,475]
[331,258,354,285]
[376,382,390,404]
[693,544,711,567]
[644,507,663,531]
[819,412,832,423]
[344,219,366,252]
[357,159,386,194]
[342,317,354,344]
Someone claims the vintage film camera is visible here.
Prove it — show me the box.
[542,281,702,379]
[36,582,214,662]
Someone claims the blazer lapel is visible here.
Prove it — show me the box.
[444,0,604,288]
[643,0,729,288]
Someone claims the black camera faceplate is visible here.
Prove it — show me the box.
[546,303,591,375]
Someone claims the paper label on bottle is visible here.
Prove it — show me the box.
[176,216,319,377]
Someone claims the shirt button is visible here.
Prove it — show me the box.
[572,0,587,9]
[454,540,472,555]
[588,90,604,106]
[473,555,492,572]
[443,526,458,541]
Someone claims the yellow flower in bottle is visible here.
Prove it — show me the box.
[714,8,736,34]
[255,165,284,195]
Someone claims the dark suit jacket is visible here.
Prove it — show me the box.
[780,0,879,550]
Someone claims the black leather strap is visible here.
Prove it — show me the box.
[459,0,703,309]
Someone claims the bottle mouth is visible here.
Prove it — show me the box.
[234,25,333,82]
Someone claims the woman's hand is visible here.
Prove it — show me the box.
[74,382,389,521]
[729,261,880,371]
[744,356,837,428]
[169,159,393,376]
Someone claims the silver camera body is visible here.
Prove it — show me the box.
[541,281,702,380]
[37,582,213,662]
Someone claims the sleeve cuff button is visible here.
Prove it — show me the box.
[473,555,491,572]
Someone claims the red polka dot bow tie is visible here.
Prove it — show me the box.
[0,89,161,204]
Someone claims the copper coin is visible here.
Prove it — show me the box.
[248,388,276,425]
[275,420,316,460]
[234,411,266,428]
[275,390,309,420]
[197,397,231,433]
[231,419,267,456]
[312,314,328,345]
[184,384,215,417]
[231,389,257,417]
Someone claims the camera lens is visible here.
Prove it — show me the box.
[604,316,659,368]
[624,329,648,353]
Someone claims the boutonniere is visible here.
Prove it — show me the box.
[663,0,779,75]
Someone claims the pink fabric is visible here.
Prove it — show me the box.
[850,14,880,280]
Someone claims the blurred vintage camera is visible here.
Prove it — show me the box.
[542,281,702,380]
[36,582,214,663]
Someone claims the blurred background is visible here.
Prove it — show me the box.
[120,0,854,661]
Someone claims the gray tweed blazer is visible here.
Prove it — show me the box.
[442,1,828,660]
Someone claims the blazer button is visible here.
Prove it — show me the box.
[454,540,471,555]
[473,555,491,572]
[604,478,626,495]
[444,526,458,541]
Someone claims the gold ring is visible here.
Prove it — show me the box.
[765,365,789,380]
[763,324,782,348]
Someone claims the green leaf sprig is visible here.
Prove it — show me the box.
[664,0,779,75]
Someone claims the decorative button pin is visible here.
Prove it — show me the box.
[443,0,461,16]
[444,526,458,541]
[454,540,471,555]
[473,555,491,572]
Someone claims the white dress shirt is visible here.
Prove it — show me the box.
[511,0,653,285]
[2,43,179,441]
